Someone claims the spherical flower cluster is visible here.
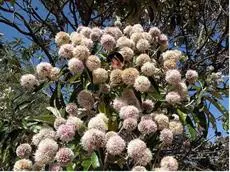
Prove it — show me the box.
[66,116,83,131]
[81,38,93,49]
[149,27,161,37]
[55,31,70,46]
[81,128,106,151]
[86,55,101,71]
[121,68,139,85]
[110,69,123,86]
[119,105,139,119]
[162,50,182,61]
[127,139,146,158]
[134,76,151,92]
[134,148,152,166]
[165,91,181,104]
[77,90,94,110]
[55,148,74,166]
[141,62,156,76]
[54,117,66,130]
[186,69,198,84]
[16,143,32,158]
[88,116,108,131]
[138,118,157,135]
[158,34,168,45]
[112,98,127,111]
[79,27,92,38]
[132,166,147,171]
[119,47,134,61]
[65,103,78,115]
[13,159,32,171]
[163,59,177,70]
[34,138,58,164]
[130,32,143,44]
[104,27,122,40]
[142,32,152,43]
[177,82,188,99]
[49,163,63,171]
[135,54,151,67]
[92,68,108,84]
[106,135,126,155]
[20,74,39,90]
[96,113,109,124]
[73,45,90,61]
[58,44,74,59]
[36,62,53,79]
[123,117,138,131]
[105,131,118,141]
[142,99,154,112]
[169,120,183,135]
[100,34,116,51]
[70,32,84,46]
[123,25,133,36]
[56,124,75,142]
[50,67,60,80]
[90,27,102,41]
[165,69,181,85]
[160,156,178,171]
[159,128,173,145]
[154,113,169,130]
[116,36,134,49]
[32,127,56,146]
[136,39,150,52]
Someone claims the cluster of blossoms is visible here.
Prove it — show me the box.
[16,23,200,171]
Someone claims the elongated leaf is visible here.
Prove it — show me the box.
[46,106,61,117]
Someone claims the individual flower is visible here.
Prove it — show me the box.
[50,67,60,80]
[36,62,53,79]
[119,47,134,61]
[160,156,178,171]
[116,36,134,48]
[106,135,126,155]
[142,99,154,112]
[65,103,78,115]
[132,166,147,171]
[123,117,138,131]
[92,68,108,84]
[165,69,181,85]
[88,116,108,131]
[121,68,139,85]
[34,138,59,164]
[90,27,103,41]
[54,117,66,130]
[136,54,151,67]
[68,58,84,74]
[56,124,75,142]
[105,131,118,142]
[77,90,94,110]
[66,116,83,130]
[73,45,90,61]
[81,38,94,49]
[138,119,157,135]
[70,32,84,46]
[55,148,74,166]
[79,27,92,38]
[149,27,161,37]
[185,70,198,84]
[127,139,146,158]
[134,76,151,92]
[16,143,32,158]
[154,113,169,130]
[49,163,63,171]
[112,98,127,112]
[130,33,144,44]
[162,50,182,61]
[20,74,39,90]
[110,69,123,86]
[160,128,173,145]
[136,39,150,52]
[119,105,139,119]
[100,34,116,51]
[141,62,156,76]
[13,159,32,171]
[81,128,106,151]
[133,148,152,166]
[55,31,70,46]
[104,27,122,40]
[58,44,74,59]
[86,55,101,71]
[169,120,183,135]
[165,91,181,104]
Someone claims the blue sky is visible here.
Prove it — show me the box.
[0,2,228,141]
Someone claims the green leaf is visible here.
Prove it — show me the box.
[176,109,187,124]
[81,152,100,171]
[91,152,100,169]
[29,113,55,125]
[46,106,61,117]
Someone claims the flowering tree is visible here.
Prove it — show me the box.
[13,23,228,171]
